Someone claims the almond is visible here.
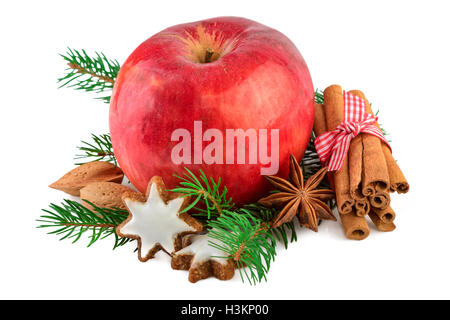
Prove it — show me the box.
[49,161,124,196]
[80,182,138,210]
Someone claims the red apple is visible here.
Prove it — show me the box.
[109,16,314,205]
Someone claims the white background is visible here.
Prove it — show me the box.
[1,0,449,299]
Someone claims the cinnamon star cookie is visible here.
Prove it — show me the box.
[171,233,235,283]
[116,176,202,261]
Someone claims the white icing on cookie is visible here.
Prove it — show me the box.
[120,183,196,254]
[176,233,229,266]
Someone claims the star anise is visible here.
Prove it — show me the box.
[258,154,336,231]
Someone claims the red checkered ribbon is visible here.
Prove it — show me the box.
[314,91,391,171]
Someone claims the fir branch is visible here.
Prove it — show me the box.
[375,109,390,139]
[315,89,324,104]
[207,210,276,285]
[238,204,297,249]
[170,168,234,219]
[74,133,117,166]
[58,47,120,103]
[37,200,131,249]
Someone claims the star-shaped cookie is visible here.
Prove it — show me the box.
[116,176,203,262]
[171,233,235,283]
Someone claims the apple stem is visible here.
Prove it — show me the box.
[204,47,215,63]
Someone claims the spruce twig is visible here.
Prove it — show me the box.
[170,168,234,219]
[238,204,297,249]
[315,89,324,104]
[207,210,276,285]
[375,109,390,139]
[74,133,117,165]
[37,200,131,249]
[58,48,120,103]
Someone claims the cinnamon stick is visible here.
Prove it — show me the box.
[364,104,409,194]
[348,90,364,201]
[313,103,328,139]
[369,211,396,232]
[369,190,390,210]
[343,91,369,217]
[349,90,390,197]
[323,86,355,215]
[371,205,396,224]
[340,210,370,240]
[314,102,370,240]
[354,198,370,217]
[348,134,364,198]
[313,103,335,191]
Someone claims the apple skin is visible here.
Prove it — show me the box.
[109,17,314,205]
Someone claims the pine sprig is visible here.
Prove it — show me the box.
[207,210,276,285]
[58,47,120,103]
[315,89,324,104]
[374,109,390,138]
[238,204,297,249]
[74,133,117,165]
[37,200,131,249]
[170,168,234,219]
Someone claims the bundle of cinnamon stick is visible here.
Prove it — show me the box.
[313,85,409,240]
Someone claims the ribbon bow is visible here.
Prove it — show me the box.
[314,91,391,171]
